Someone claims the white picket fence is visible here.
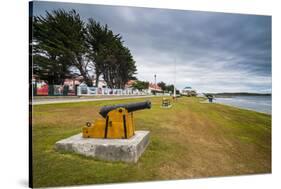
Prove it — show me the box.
[77,86,150,96]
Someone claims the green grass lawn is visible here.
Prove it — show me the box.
[32,97,271,187]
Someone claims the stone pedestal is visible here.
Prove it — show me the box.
[55,131,150,163]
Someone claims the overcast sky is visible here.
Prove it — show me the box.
[32,1,272,93]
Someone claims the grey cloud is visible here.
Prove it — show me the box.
[33,1,271,93]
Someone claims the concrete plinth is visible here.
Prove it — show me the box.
[55,131,150,163]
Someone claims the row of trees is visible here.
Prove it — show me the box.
[32,9,137,88]
[157,81,175,92]
[130,80,176,93]
[131,80,149,91]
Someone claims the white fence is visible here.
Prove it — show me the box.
[77,86,150,96]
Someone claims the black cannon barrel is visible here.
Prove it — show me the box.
[99,100,151,118]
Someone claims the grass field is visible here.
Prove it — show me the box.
[32,97,271,187]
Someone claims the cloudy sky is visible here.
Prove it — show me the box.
[32,1,272,93]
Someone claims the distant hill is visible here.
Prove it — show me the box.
[210,92,271,97]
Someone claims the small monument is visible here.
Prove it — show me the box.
[55,101,151,163]
[161,98,172,108]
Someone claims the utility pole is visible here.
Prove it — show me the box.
[154,74,157,90]
[173,58,176,98]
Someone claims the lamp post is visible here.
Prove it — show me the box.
[173,58,176,98]
[154,74,156,90]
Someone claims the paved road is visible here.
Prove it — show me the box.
[32,95,157,105]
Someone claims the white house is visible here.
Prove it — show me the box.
[181,86,197,96]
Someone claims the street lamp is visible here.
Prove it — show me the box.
[173,59,176,98]
[154,74,156,90]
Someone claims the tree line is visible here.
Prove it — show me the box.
[130,80,177,94]
[32,9,137,88]
[157,81,176,93]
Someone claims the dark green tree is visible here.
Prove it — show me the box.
[86,19,137,88]
[157,81,167,91]
[86,19,112,87]
[132,80,149,91]
[33,9,94,86]
[33,11,72,85]
[33,9,137,88]
[165,84,175,92]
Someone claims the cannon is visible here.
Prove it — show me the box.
[82,101,151,139]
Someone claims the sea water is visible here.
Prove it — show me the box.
[214,95,272,114]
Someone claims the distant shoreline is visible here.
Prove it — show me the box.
[213,95,272,114]
[210,92,271,98]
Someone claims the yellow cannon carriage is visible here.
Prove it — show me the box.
[82,101,151,139]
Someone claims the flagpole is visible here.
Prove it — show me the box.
[173,58,176,98]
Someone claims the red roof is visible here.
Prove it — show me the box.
[149,83,162,91]
[126,80,136,85]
